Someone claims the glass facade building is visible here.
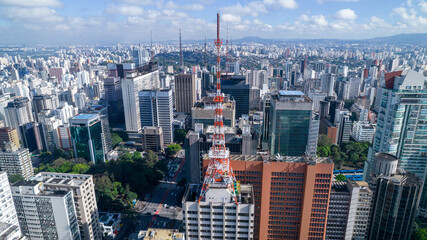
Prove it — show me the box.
[268,91,317,156]
[70,114,105,163]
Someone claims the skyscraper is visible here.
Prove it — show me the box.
[268,90,318,157]
[325,180,372,240]
[4,97,33,129]
[0,127,20,150]
[221,75,250,119]
[0,143,33,180]
[174,74,197,113]
[139,88,174,144]
[30,172,102,240]
[202,155,334,240]
[363,70,427,214]
[103,76,124,125]
[121,69,160,136]
[368,154,421,240]
[70,114,105,163]
[132,46,150,67]
[0,171,21,237]
[11,180,81,240]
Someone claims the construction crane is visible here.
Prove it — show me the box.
[198,13,239,205]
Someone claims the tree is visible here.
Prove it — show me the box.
[412,228,427,240]
[40,151,52,160]
[318,134,332,147]
[132,151,142,161]
[174,129,187,144]
[350,112,358,122]
[111,133,123,147]
[344,100,355,110]
[146,150,158,167]
[8,174,23,183]
[112,131,128,142]
[72,163,90,174]
[166,144,181,157]
[120,152,133,161]
[317,146,330,157]
[335,174,347,182]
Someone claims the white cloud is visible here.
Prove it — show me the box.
[335,9,357,20]
[165,1,205,10]
[299,14,328,26]
[419,1,427,13]
[221,2,268,17]
[1,7,64,23]
[222,13,241,24]
[0,0,62,7]
[270,0,298,9]
[364,16,392,29]
[106,4,144,16]
[317,0,358,3]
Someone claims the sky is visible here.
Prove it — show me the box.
[0,0,426,44]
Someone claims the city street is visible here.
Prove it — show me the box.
[121,150,186,238]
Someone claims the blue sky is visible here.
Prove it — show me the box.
[0,0,426,44]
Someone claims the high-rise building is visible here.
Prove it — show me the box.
[351,121,375,143]
[48,67,65,83]
[175,74,197,113]
[0,143,33,180]
[11,180,80,240]
[70,114,105,163]
[122,70,160,136]
[103,77,124,125]
[184,131,200,184]
[139,88,173,144]
[183,183,255,240]
[268,90,318,156]
[32,94,58,121]
[4,97,33,129]
[335,110,352,145]
[141,126,164,152]
[18,122,43,152]
[325,180,372,240]
[363,70,427,213]
[38,110,61,152]
[220,76,251,119]
[57,124,72,149]
[321,73,336,97]
[0,127,20,150]
[368,154,421,240]
[191,95,236,127]
[132,46,150,67]
[31,172,102,240]
[0,172,21,237]
[202,155,334,240]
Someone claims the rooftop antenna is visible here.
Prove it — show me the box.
[179,29,183,74]
[204,36,207,71]
[150,31,153,61]
[225,22,229,74]
[198,13,239,205]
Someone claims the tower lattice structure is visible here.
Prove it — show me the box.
[198,13,238,205]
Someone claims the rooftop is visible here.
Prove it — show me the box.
[278,90,305,96]
[143,228,184,240]
[71,113,98,120]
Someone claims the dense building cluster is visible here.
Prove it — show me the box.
[0,27,426,240]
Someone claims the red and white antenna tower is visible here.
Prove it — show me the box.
[198,13,238,205]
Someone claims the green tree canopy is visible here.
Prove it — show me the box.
[336,174,347,182]
[8,174,24,183]
[174,129,187,144]
[111,133,123,147]
[318,134,333,147]
[166,144,181,157]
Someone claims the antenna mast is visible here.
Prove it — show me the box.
[179,29,183,73]
[198,13,238,205]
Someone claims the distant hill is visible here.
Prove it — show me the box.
[368,33,427,46]
[232,33,427,46]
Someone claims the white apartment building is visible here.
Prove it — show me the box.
[351,121,375,143]
[0,172,20,236]
[11,180,81,240]
[121,70,160,135]
[139,88,173,144]
[0,143,33,180]
[30,172,102,240]
[183,183,254,240]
